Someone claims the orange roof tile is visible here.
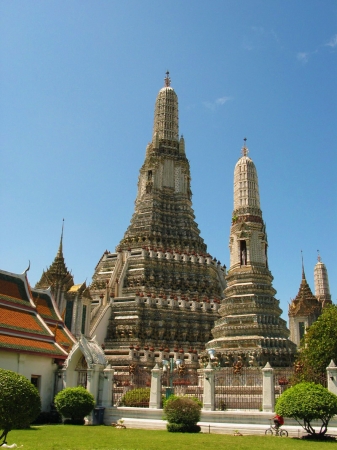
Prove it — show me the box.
[0,276,29,302]
[0,334,66,357]
[0,306,49,335]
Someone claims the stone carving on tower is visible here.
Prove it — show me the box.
[289,257,322,347]
[207,140,296,367]
[90,73,226,367]
[314,253,332,307]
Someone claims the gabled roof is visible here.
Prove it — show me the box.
[0,269,70,359]
[31,287,76,352]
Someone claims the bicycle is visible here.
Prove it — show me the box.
[265,419,288,437]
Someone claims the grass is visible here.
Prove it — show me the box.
[6,425,336,450]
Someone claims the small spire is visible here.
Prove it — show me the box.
[164,70,171,87]
[241,137,249,157]
[57,219,64,257]
[301,250,306,279]
[317,249,321,262]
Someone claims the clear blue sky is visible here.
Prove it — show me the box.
[1,1,336,322]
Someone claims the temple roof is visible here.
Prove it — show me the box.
[35,223,74,291]
[0,269,70,358]
[289,267,321,317]
[31,287,76,352]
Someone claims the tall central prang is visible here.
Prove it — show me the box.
[90,74,225,366]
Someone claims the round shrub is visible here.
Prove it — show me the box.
[54,387,95,423]
[276,382,337,437]
[120,388,150,407]
[164,397,201,432]
[0,369,41,445]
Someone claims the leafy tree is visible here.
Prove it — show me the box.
[0,369,41,445]
[294,305,337,384]
[275,382,337,437]
[164,397,201,433]
[120,388,150,407]
[54,387,95,424]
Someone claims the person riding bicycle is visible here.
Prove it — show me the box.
[273,414,284,430]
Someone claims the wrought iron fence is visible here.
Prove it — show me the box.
[215,367,263,410]
[274,367,295,401]
[112,365,151,407]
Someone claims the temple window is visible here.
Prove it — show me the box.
[240,240,247,265]
[299,322,305,341]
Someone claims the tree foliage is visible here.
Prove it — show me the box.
[120,388,150,407]
[0,369,41,445]
[54,387,95,423]
[275,382,337,437]
[294,305,337,384]
[164,397,201,433]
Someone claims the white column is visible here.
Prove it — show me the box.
[101,366,114,408]
[149,363,162,409]
[327,360,337,396]
[202,363,215,411]
[262,362,274,412]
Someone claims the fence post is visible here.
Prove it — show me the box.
[262,362,274,412]
[149,363,162,409]
[203,362,215,411]
[326,360,337,395]
[101,365,114,408]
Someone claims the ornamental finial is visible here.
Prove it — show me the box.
[317,249,321,262]
[164,71,171,87]
[301,250,306,279]
[241,137,249,156]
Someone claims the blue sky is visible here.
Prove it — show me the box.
[1,1,336,322]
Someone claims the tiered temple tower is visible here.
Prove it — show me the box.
[90,73,225,366]
[314,253,332,307]
[207,141,296,367]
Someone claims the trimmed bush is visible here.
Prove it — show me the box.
[167,423,201,433]
[0,368,41,445]
[275,382,337,437]
[163,394,202,408]
[120,388,150,407]
[164,397,201,433]
[54,387,95,424]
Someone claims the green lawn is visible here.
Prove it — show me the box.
[6,425,336,450]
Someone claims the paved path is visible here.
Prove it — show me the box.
[120,417,337,438]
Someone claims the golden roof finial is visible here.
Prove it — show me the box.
[164,71,171,87]
[241,137,249,156]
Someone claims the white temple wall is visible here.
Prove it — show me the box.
[0,351,57,411]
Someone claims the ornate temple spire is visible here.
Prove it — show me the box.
[35,220,73,291]
[314,251,332,306]
[288,258,322,345]
[152,70,179,143]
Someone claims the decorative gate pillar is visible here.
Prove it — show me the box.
[149,363,162,409]
[262,362,274,412]
[101,365,114,408]
[327,360,337,396]
[86,364,103,403]
[203,362,215,411]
